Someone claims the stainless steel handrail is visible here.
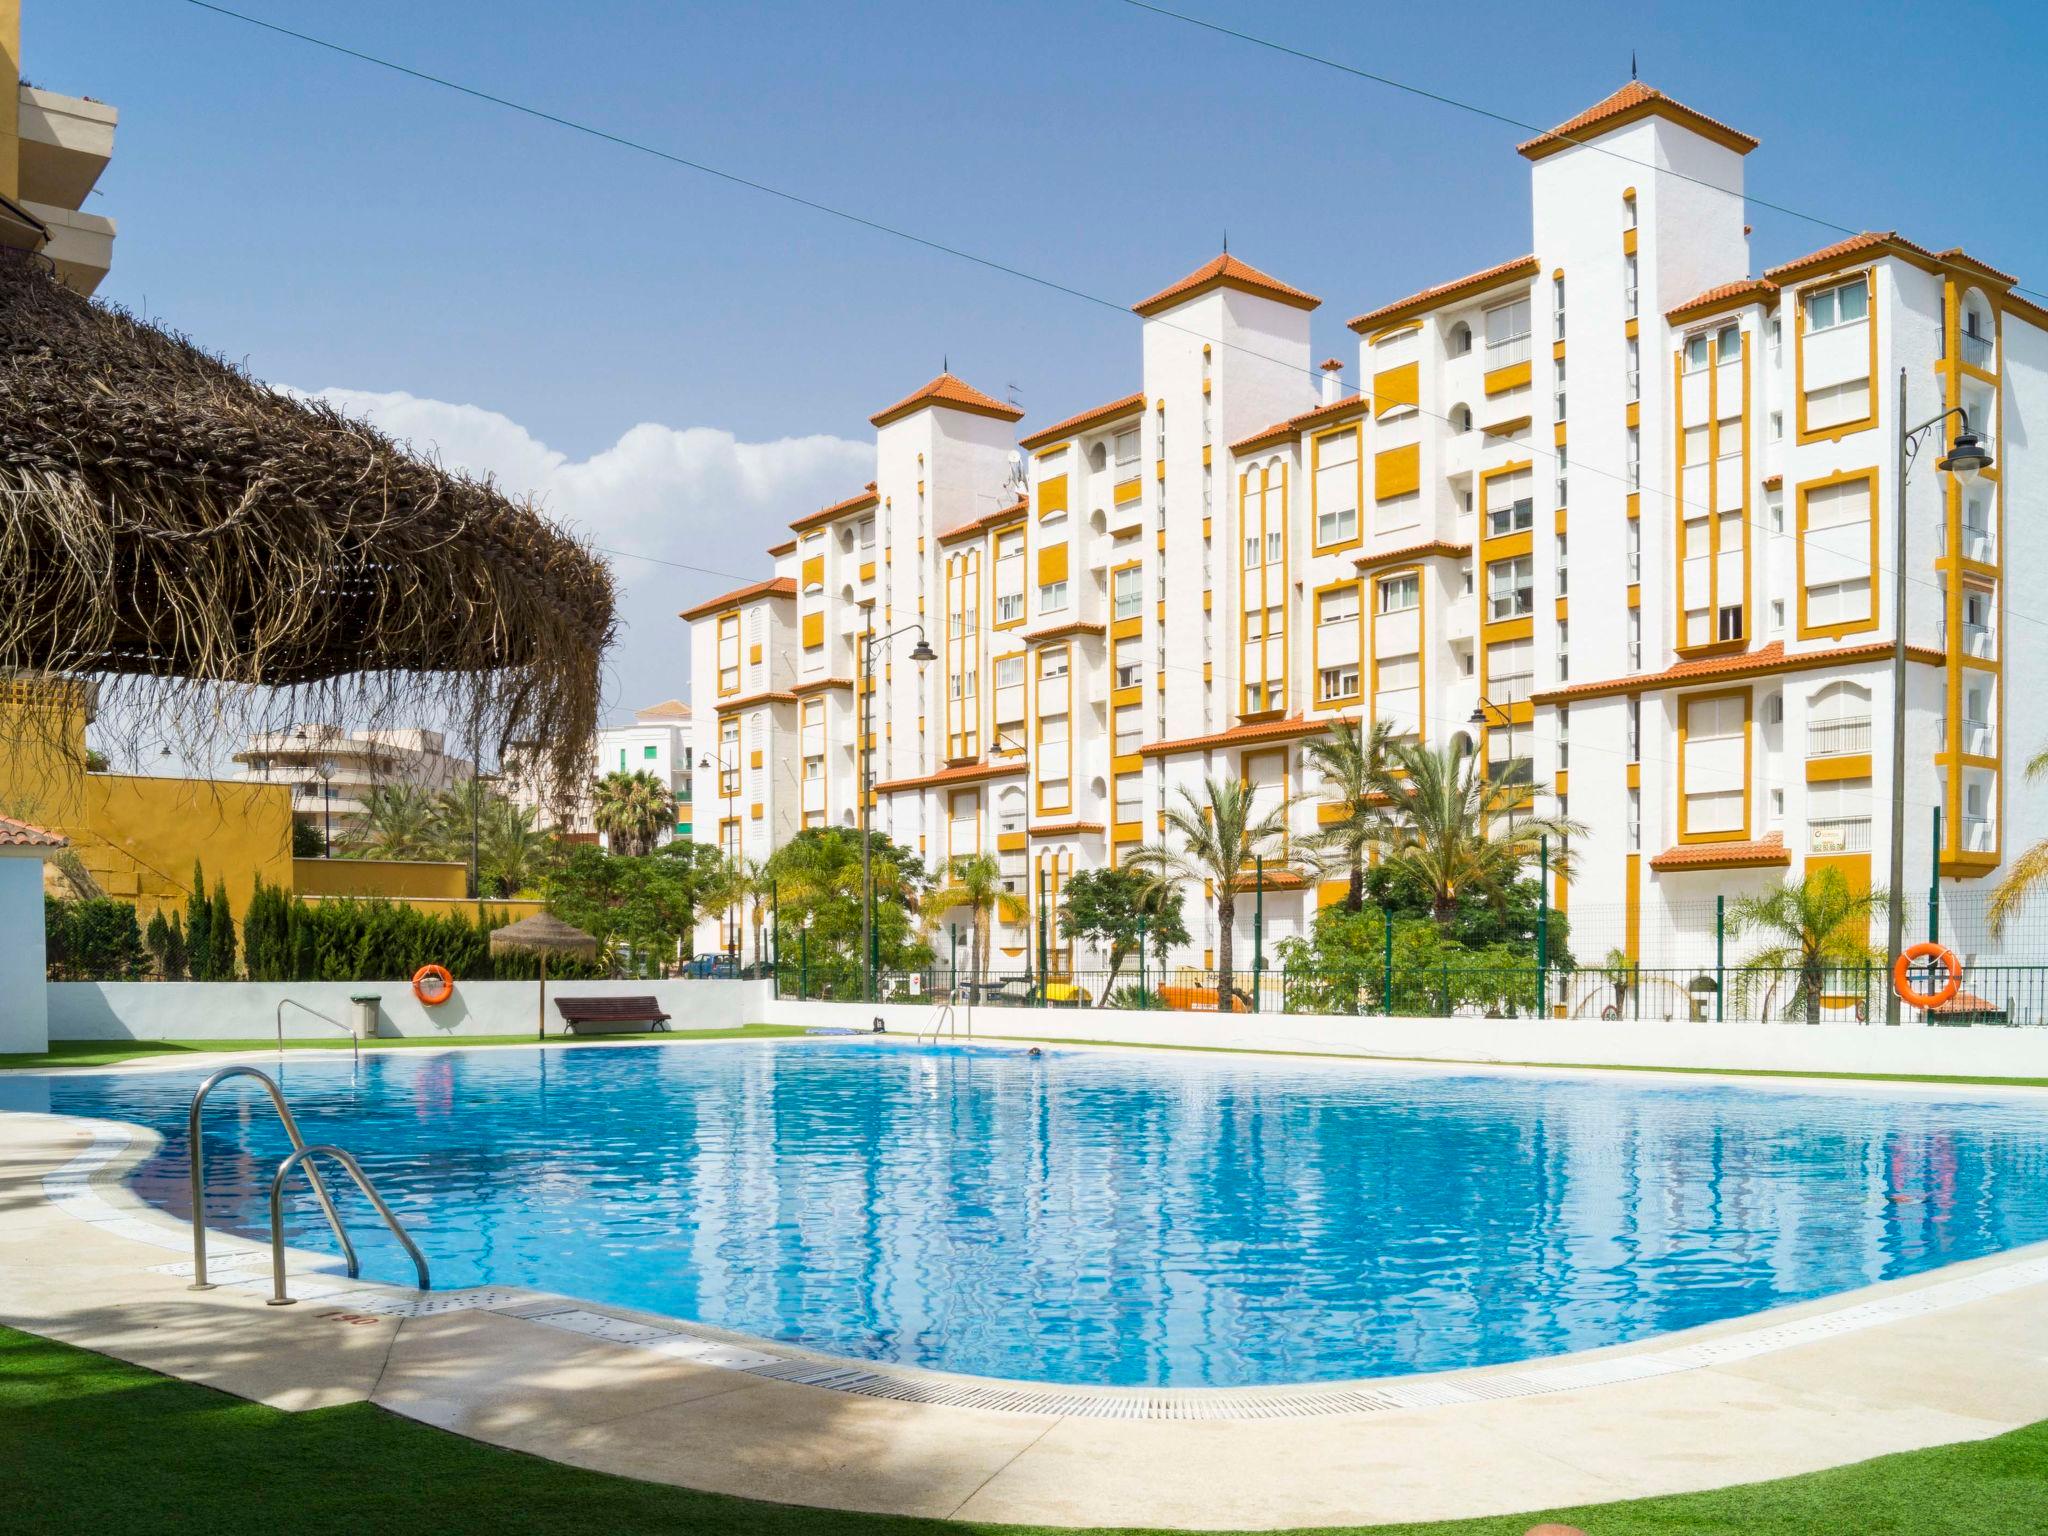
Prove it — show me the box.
[277,998,358,1063]
[266,1145,429,1305]
[918,1004,956,1044]
[187,1066,358,1289]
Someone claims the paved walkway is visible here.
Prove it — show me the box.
[6,1080,2048,1528]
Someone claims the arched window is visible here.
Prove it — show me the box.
[1089,441,1108,473]
[1449,403,1472,434]
[1447,321,1472,357]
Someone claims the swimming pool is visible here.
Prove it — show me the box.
[7,1039,2047,1388]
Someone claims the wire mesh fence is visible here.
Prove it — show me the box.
[774,959,2048,1026]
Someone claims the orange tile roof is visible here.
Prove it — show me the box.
[1934,246,2019,287]
[1230,394,1368,456]
[1024,619,1107,643]
[765,538,795,557]
[1932,989,2003,1016]
[1133,253,1320,318]
[1347,256,1539,335]
[679,576,796,622]
[788,485,881,534]
[1018,391,1146,452]
[789,676,856,696]
[1028,821,1107,838]
[712,688,798,714]
[872,759,1027,795]
[869,372,1025,430]
[1516,81,1759,162]
[935,497,1027,545]
[1353,539,1472,573]
[1666,277,1778,323]
[1761,473,1783,491]
[1649,833,1788,872]
[0,814,65,849]
[1141,714,1329,759]
[1763,231,1941,284]
[1533,639,1943,705]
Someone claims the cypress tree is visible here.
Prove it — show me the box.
[210,879,236,980]
[144,909,172,979]
[165,911,187,980]
[184,861,211,981]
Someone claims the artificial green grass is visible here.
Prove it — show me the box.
[0,1024,813,1071]
[2,1323,2044,1534]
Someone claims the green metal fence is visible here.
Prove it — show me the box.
[773,960,2048,1026]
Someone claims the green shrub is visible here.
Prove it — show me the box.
[45,896,147,981]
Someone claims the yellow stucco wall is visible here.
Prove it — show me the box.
[294,858,468,900]
[299,894,547,923]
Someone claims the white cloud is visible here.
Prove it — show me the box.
[299,388,872,720]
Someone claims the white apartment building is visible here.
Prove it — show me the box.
[509,700,696,848]
[3,53,118,296]
[233,726,473,844]
[685,81,2047,973]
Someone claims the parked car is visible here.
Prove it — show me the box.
[684,953,739,979]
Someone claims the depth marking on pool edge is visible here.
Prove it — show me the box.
[38,1116,2048,1423]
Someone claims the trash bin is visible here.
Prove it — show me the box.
[348,994,382,1040]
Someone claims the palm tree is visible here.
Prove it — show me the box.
[697,851,751,961]
[1728,868,1888,1025]
[474,798,552,898]
[1989,744,2048,938]
[1304,717,1394,912]
[1128,776,1295,1011]
[347,784,442,860]
[592,770,676,857]
[923,853,1028,991]
[741,857,776,968]
[1364,738,1580,929]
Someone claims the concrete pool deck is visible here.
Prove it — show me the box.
[5,1055,2048,1528]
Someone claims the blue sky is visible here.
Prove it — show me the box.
[41,0,2048,720]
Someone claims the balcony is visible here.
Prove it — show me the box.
[1961,331,1994,370]
[1486,499,1533,539]
[1966,720,1994,758]
[1964,621,1994,658]
[1807,716,1871,758]
[1809,817,1872,854]
[1625,368,1641,402]
[1963,814,1994,853]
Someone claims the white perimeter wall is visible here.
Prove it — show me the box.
[49,979,771,1041]
[763,996,2048,1079]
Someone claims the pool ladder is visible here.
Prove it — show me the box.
[918,1003,970,1044]
[186,1065,430,1306]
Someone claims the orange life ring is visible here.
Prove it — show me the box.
[1892,943,1962,1010]
[412,964,455,1007]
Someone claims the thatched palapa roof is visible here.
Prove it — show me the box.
[0,254,615,793]
[489,911,598,957]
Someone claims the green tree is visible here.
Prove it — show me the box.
[44,897,146,981]
[1058,866,1188,994]
[542,846,695,971]
[1276,905,1539,1017]
[762,828,930,997]
[924,854,1029,989]
[290,819,325,858]
[1359,866,1575,971]
[1364,738,1580,930]
[474,797,553,898]
[209,879,236,980]
[184,861,211,981]
[1304,717,1394,913]
[345,784,443,860]
[591,771,676,858]
[1128,776,1295,1010]
[1728,868,1888,1025]
[1990,743,2048,938]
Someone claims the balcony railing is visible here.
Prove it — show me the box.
[1961,331,1994,369]
[1964,814,1994,852]
[1625,284,1639,318]
[1807,716,1872,758]
[1809,817,1872,854]
[1964,621,1993,658]
[1625,368,1641,401]
[1487,499,1534,538]
[1964,525,1994,562]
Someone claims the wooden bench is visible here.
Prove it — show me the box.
[554,996,671,1035]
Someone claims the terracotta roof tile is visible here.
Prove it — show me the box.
[1018,391,1146,452]
[1516,81,1759,161]
[788,486,881,534]
[1134,253,1320,318]
[1533,639,1943,705]
[872,759,1027,795]
[935,497,1027,545]
[869,372,1024,430]
[1141,714,1329,759]
[765,538,795,557]
[1347,256,1539,335]
[1024,619,1107,643]
[679,576,795,622]
[1230,394,1368,456]
[1649,833,1789,871]
[1666,278,1778,322]
[1762,231,1941,284]
[0,814,65,849]
[1353,539,1472,573]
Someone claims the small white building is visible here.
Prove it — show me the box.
[507,701,695,849]
[0,815,66,1054]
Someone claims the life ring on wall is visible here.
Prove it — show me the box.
[1892,943,1962,1011]
[412,964,455,1007]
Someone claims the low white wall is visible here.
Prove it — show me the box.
[763,996,2048,1079]
[50,978,773,1042]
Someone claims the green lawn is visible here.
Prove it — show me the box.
[0,1024,813,1071]
[2,1324,2044,1534]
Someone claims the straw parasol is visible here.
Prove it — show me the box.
[490,912,599,1039]
[0,252,614,802]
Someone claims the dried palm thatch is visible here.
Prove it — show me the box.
[0,252,615,798]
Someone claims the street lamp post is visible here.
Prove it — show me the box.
[698,747,741,969]
[1469,696,1516,828]
[467,769,499,901]
[1885,373,1992,1025]
[857,616,937,1003]
[314,756,336,856]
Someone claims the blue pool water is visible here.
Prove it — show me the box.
[6,1040,2047,1387]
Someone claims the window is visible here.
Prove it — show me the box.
[1450,403,1472,433]
[1624,255,1639,317]
[1627,787,1641,851]
[1039,649,1069,681]
[1266,528,1284,565]
[1488,556,1533,620]
[1626,427,1641,488]
[1626,518,1641,581]
[1808,776,1873,853]
[1556,704,1570,768]
[996,592,1024,625]
[1378,573,1419,613]
[1114,637,1143,690]
[1113,427,1140,470]
[1314,427,1360,546]
[716,613,742,694]
[994,655,1025,692]
[1552,274,1566,340]
[1484,297,1532,368]
[1627,696,1641,761]
[1487,495,1533,538]
[1113,705,1143,759]
[1685,333,1711,373]
[1487,638,1533,702]
[1039,579,1069,613]
[1554,534,1569,596]
[1448,321,1472,357]
[1804,379,1870,431]
[1623,194,1637,229]
[857,516,875,550]
[1681,693,1747,836]
[1553,355,1567,421]
[1375,653,1418,693]
[1554,446,1568,510]
[1718,604,1744,642]
[1318,665,1360,702]
[1770,409,1783,442]
[1115,774,1144,822]
[1113,565,1142,621]
[1555,619,1569,681]
[1804,276,1869,333]
[1718,324,1741,362]
[1318,585,1360,627]
[1771,598,1785,633]
[1625,337,1640,401]
[643,744,659,761]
